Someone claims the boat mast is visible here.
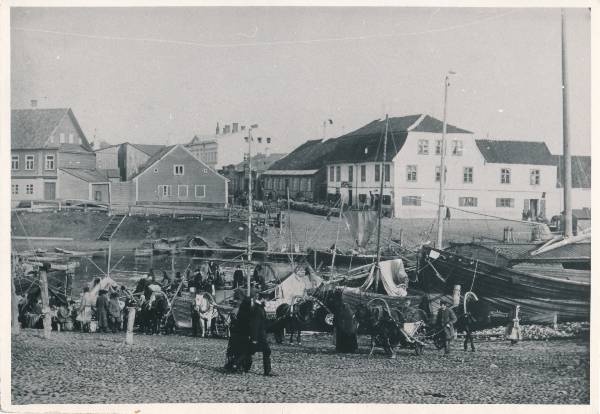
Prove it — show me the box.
[436,72,453,249]
[247,126,254,296]
[561,9,573,237]
[374,114,389,290]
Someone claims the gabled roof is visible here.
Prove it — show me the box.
[475,139,556,166]
[267,139,337,171]
[60,168,108,183]
[130,145,175,180]
[233,153,286,172]
[12,108,91,151]
[342,114,472,137]
[554,155,591,189]
[129,143,166,157]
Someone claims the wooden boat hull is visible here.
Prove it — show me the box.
[417,246,590,323]
[307,249,399,268]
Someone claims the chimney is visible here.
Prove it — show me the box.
[216,122,220,135]
[30,99,38,108]
[232,122,239,133]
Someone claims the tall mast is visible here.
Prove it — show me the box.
[375,115,389,268]
[436,72,453,248]
[247,127,254,296]
[561,9,573,237]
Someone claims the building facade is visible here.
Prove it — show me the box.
[132,144,229,207]
[11,108,98,203]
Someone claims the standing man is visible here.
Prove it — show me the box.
[460,310,476,352]
[249,293,275,376]
[233,265,245,289]
[436,301,457,355]
[95,289,110,333]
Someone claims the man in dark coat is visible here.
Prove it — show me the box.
[436,301,457,354]
[95,290,110,333]
[459,310,476,352]
[224,297,253,373]
[249,294,274,376]
[333,291,358,353]
[233,265,245,289]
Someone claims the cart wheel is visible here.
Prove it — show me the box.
[433,334,445,350]
[414,343,424,356]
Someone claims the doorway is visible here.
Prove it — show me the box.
[44,182,56,200]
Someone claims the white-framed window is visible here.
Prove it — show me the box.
[402,196,421,206]
[496,198,514,208]
[257,137,262,144]
[329,166,334,182]
[452,140,463,156]
[417,139,429,155]
[68,133,74,144]
[25,155,34,170]
[45,155,55,170]
[11,155,19,170]
[459,197,478,207]
[59,133,65,143]
[158,185,171,197]
[195,185,206,198]
[12,184,18,195]
[173,165,184,176]
[307,179,312,191]
[360,165,366,182]
[348,166,353,183]
[463,167,473,183]
[406,165,417,182]
[335,166,341,182]
[530,169,540,185]
[267,137,271,144]
[26,184,34,195]
[375,165,381,182]
[435,166,447,182]
[384,164,390,182]
[435,139,443,155]
[501,168,511,184]
[178,185,188,198]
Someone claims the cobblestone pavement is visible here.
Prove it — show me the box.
[11,330,589,404]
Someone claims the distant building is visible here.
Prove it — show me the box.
[11,107,103,203]
[221,153,286,202]
[95,142,165,181]
[554,155,591,211]
[131,144,228,207]
[186,123,276,170]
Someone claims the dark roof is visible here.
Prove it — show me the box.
[475,140,555,165]
[12,108,63,149]
[130,145,175,179]
[554,155,591,188]
[130,143,167,156]
[342,114,472,137]
[233,153,286,172]
[59,143,93,154]
[60,168,108,183]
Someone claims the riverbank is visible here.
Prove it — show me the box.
[11,329,589,404]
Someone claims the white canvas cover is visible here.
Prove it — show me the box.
[360,259,408,297]
[264,271,324,314]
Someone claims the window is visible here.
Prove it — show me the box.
[384,164,390,182]
[174,165,184,176]
[382,195,391,205]
[178,185,188,198]
[496,198,514,208]
[435,166,447,183]
[68,133,74,144]
[267,137,271,144]
[360,165,366,182]
[195,185,206,198]
[452,140,463,156]
[335,166,341,182]
[25,155,34,170]
[45,155,55,170]
[402,196,421,206]
[435,139,443,155]
[11,155,18,170]
[26,184,34,195]
[501,168,511,184]
[257,137,262,144]
[530,169,540,185]
[329,166,334,182]
[459,197,478,207]
[307,179,312,191]
[158,185,171,197]
[406,165,417,182]
[359,194,367,203]
[94,191,102,202]
[11,184,18,195]
[463,167,473,183]
[348,166,353,182]
[375,165,381,182]
[418,139,429,155]
[59,133,65,143]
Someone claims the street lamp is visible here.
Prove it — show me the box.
[436,71,456,249]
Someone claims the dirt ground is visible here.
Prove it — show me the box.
[11,329,589,405]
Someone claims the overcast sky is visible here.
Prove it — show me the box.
[11,7,590,155]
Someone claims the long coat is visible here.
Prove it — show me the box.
[96,294,110,329]
[249,302,268,343]
[436,307,457,339]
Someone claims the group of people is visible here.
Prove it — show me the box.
[223,290,275,376]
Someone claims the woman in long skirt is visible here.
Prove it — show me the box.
[224,297,253,373]
[77,286,93,332]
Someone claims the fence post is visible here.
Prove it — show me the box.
[39,267,51,339]
[125,307,136,345]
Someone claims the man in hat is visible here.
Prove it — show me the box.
[233,265,245,289]
[249,291,275,376]
[436,300,457,355]
[95,289,110,333]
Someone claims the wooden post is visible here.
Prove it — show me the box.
[125,307,136,345]
[453,285,461,307]
[39,267,51,339]
[11,254,20,334]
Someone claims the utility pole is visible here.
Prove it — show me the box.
[374,115,389,292]
[39,266,51,339]
[436,71,455,249]
[561,9,573,237]
[247,125,257,296]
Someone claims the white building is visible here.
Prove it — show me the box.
[186,122,277,170]
[325,114,561,220]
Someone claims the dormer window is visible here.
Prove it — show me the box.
[174,165,184,176]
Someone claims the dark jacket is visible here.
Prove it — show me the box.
[436,307,457,338]
[249,302,268,343]
[233,269,245,288]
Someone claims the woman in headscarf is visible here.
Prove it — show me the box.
[223,296,253,373]
[77,286,93,333]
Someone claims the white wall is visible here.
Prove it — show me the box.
[326,161,394,209]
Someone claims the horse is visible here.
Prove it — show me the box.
[196,292,218,337]
[273,297,316,345]
[139,292,170,335]
[354,301,407,358]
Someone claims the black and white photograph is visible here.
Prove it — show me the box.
[1,1,596,411]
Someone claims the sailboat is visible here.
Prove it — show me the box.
[416,10,590,325]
